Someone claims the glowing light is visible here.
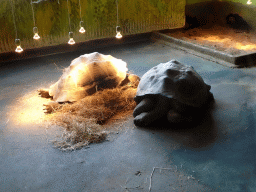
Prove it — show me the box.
[68,38,75,45]
[235,43,256,50]
[8,91,47,125]
[247,0,252,5]
[116,32,122,39]
[68,32,75,45]
[112,59,128,76]
[69,67,81,87]
[79,21,86,33]
[61,53,128,95]
[15,39,23,53]
[33,27,40,40]
[107,56,128,79]
[116,26,122,39]
[197,35,256,51]
[15,45,23,53]
[198,36,230,43]
[115,0,122,39]
[33,33,40,40]
[79,27,86,33]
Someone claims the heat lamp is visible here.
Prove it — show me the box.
[115,0,122,39]
[10,0,23,53]
[15,39,23,53]
[79,21,86,34]
[78,0,86,34]
[68,32,75,45]
[31,0,40,40]
[116,26,122,39]
[67,0,75,45]
[33,27,40,40]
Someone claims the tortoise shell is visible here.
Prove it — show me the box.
[134,60,212,108]
[49,52,128,102]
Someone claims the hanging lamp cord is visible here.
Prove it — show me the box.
[79,0,82,22]
[116,0,119,26]
[31,0,36,27]
[67,0,71,32]
[10,0,18,39]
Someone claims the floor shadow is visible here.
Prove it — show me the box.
[226,13,252,32]
[135,101,218,149]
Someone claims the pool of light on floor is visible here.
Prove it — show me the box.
[8,90,48,125]
[197,35,256,51]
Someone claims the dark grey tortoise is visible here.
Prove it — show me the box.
[133,60,214,127]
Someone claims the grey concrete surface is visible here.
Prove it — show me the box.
[1,40,256,191]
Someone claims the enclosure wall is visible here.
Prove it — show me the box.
[0,0,185,54]
[186,0,256,31]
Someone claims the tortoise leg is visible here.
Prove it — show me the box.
[133,96,172,127]
[127,74,140,87]
[133,98,156,118]
[43,101,61,114]
[38,89,53,99]
[167,109,193,124]
[120,74,140,87]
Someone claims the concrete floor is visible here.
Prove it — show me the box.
[1,40,256,192]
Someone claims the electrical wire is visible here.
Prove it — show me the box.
[31,0,36,26]
[10,0,18,39]
[66,0,71,32]
[116,0,119,26]
[79,0,82,22]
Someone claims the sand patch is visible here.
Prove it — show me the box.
[167,26,256,55]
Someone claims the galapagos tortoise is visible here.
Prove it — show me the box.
[39,52,139,113]
[133,60,214,127]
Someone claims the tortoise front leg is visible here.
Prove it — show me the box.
[43,101,62,114]
[38,89,53,99]
[133,96,172,127]
[133,98,156,118]
[167,109,193,124]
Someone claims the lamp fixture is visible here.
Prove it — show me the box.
[116,26,122,39]
[247,0,252,4]
[68,32,75,45]
[15,39,23,53]
[33,26,40,40]
[31,0,40,40]
[78,0,86,33]
[79,21,86,33]
[67,0,75,44]
[115,0,122,39]
[10,0,23,53]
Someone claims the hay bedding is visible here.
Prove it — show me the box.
[35,52,140,150]
[7,83,137,151]
[167,26,256,55]
[46,84,137,151]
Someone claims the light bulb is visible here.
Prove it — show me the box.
[115,26,122,39]
[79,27,86,33]
[33,33,40,40]
[247,0,252,4]
[15,39,23,53]
[68,38,75,45]
[116,32,122,39]
[79,21,86,33]
[68,32,75,45]
[33,27,40,40]
[15,45,23,53]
